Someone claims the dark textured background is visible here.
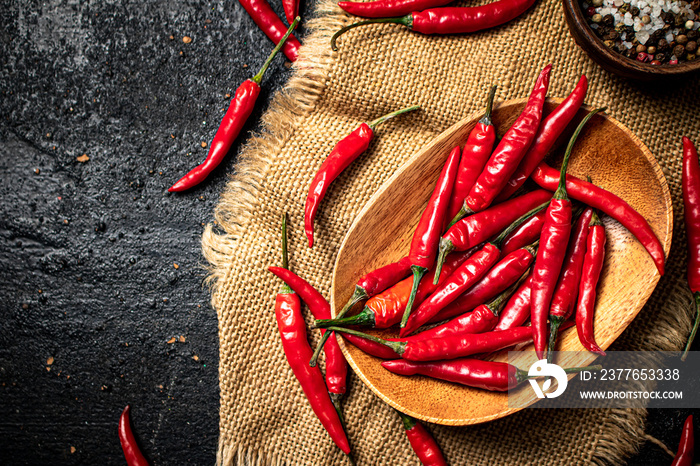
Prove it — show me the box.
[0,1,693,464]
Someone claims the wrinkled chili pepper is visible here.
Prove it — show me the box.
[446,86,498,223]
[339,0,455,19]
[494,274,532,330]
[401,146,461,328]
[269,217,352,456]
[500,209,545,257]
[397,411,448,466]
[575,209,607,356]
[119,406,150,466]
[449,65,551,225]
[305,105,420,247]
[494,75,588,203]
[682,137,700,362]
[671,415,694,466]
[169,18,300,192]
[238,0,301,61]
[531,109,602,360]
[546,207,593,362]
[331,0,537,50]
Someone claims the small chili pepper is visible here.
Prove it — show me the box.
[494,274,532,330]
[531,108,602,359]
[530,162,665,276]
[331,0,536,50]
[397,411,448,466]
[546,207,594,362]
[119,406,150,466]
[342,332,401,358]
[283,0,299,25]
[382,356,597,391]
[305,105,420,247]
[500,209,546,257]
[169,18,300,192]
[682,137,700,362]
[338,0,454,19]
[575,209,607,356]
[671,415,694,466]
[401,146,462,327]
[270,217,352,456]
[494,75,589,203]
[449,65,551,225]
[238,0,301,61]
[445,85,498,223]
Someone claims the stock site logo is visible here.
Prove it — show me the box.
[528,359,568,399]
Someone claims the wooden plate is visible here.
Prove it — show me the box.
[330,98,673,425]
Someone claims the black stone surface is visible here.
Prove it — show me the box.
[0,1,694,465]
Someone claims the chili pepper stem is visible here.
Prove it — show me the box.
[331,16,411,51]
[398,410,417,430]
[368,105,421,130]
[433,239,454,284]
[492,202,549,248]
[330,393,356,466]
[479,85,497,126]
[315,307,375,328]
[514,364,602,384]
[325,326,405,355]
[681,292,700,361]
[401,266,428,328]
[280,214,294,294]
[547,315,565,364]
[252,17,301,84]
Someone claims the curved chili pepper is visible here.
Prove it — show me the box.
[530,163,665,276]
[500,209,545,256]
[682,137,700,362]
[494,75,589,203]
[531,108,602,359]
[119,406,150,466]
[342,332,401,358]
[283,0,299,25]
[449,65,551,225]
[339,0,454,19]
[401,146,461,327]
[238,0,301,61]
[331,0,536,50]
[671,415,694,466]
[397,411,448,466]
[169,18,300,192]
[445,86,498,223]
[546,207,594,362]
[575,209,606,356]
[305,105,420,248]
[494,275,531,330]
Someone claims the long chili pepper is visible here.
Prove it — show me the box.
[445,86,498,223]
[339,0,454,19]
[342,332,401,358]
[530,108,602,360]
[682,137,700,361]
[494,75,589,203]
[494,275,532,330]
[397,411,448,466]
[238,0,301,61]
[305,105,420,248]
[382,357,598,391]
[531,162,665,276]
[449,65,551,225]
[671,415,694,466]
[401,146,461,328]
[119,406,150,466]
[283,0,299,25]
[435,189,551,281]
[315,248,478,329]
[331,0,536,50]
[575,209,607,356]
[500,209,546,256]
[546,207,594,363]
[270,218,352,456]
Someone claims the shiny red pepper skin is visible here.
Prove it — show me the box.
[495,75,588,203]
[119,406,150,466]
[410,0,536,35]
[684,137,700,293]
[359,257,413,297]
[415,304,499,341]
[671,415,695,466]
[238,0,301,61]
[495,275,531,330]
[399,412,448,466]
[283,0,299,25]
[338,0,454,18]
[464,65,551,213]
[343,333,401,358]
[383,358,519,391]
[575,212,606,356]
[531,162,665,276]
[500,210,546,256]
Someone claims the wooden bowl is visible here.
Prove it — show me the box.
[562,0,700,80]
[330,98,672,425]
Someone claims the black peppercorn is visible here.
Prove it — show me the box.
[674,44,687,58]
[602,14,614,26]
[692,0,700,10]
[688,30,698,41]
[655,52,667,62]
[630,6,639,15]
[675,15,686,27]
[687,41,698,53]
[677,34,689,45]
[663,11,675,24]
[657,38,670,51]
[605,30,620,41]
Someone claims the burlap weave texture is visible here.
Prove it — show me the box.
[204,0,700,463]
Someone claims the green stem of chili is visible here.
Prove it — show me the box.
[368,105,421,130]
[280,213,293,294]
[491,202,550,248]
[331,16,412,51]
[325,326,406,355]
[480,85,497,126]
[546,315,565,364]
[315,306,376,328]
[681,292,700,362]
[487,270,531,318]
[252,17,301,84]
[401,266,428,328]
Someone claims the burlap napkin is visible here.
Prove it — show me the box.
[203,0,700,463]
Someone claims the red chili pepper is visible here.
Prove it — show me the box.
[238,0,301,61]
[342,332,401,358]
[575,209,606,356]
[339,0,455,18]
[397,411,448,466]
[500,209,545,257]
[169,19,300,192]
[531,109,602,359]
[331,0,536,50]
[530,163,665,276]
[494,75,588,203]
[494,275,532,330]
[445,86,498,223]
[546,207,593,362]
[682,137,700,362]
[119,406,150,466]
[283,0,299,25]
[401,146,461,328]
[671,415,695,466]
[305,105,420,248]
[270,217,352,456]
[449,65,551,224]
